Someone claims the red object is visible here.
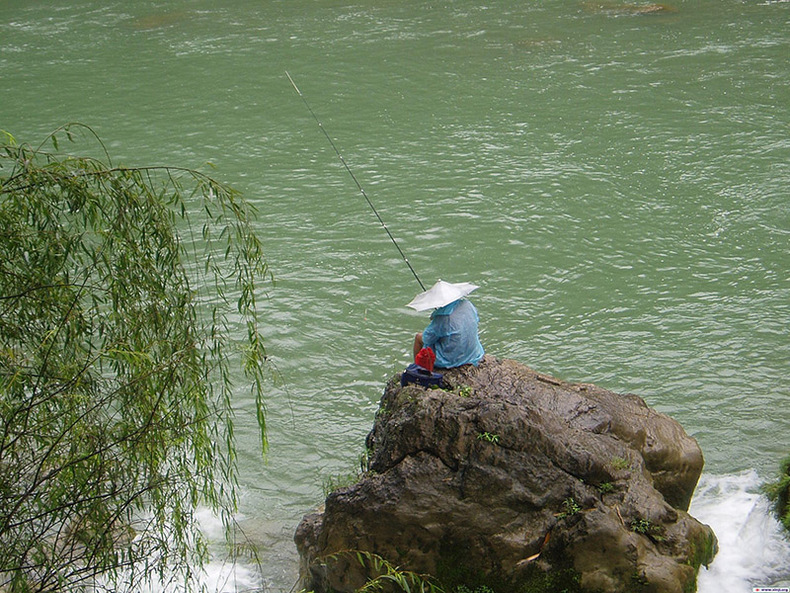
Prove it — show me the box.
[415,347,436,372]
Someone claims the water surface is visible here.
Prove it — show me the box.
[2,0,789,589]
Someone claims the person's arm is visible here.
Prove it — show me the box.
[413,332,424,359]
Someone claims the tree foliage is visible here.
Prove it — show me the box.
[763,454,790,534]
[0,125,271,592]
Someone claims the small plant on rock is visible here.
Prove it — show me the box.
[477,432,500,445]
[323,471,361,497]
[630,571,650,590]
[597,481,615,495]
[630,518,665,542]
[457,385,474,398]
[324,551,444,593]
[557,497,581,519]
[762,454,790,533]
[610,456,630,471]
[359,447,373,473]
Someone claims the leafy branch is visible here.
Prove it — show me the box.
[322,550,445,593]
[0,125,272,592]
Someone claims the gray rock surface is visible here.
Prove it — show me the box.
[296,355,717,593]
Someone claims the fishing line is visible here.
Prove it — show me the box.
[285,71,426,292]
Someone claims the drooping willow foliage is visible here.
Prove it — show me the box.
[0,125,271,592]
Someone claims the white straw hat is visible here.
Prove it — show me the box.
[406,280,479,311]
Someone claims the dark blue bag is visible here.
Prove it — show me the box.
[401,363,444,388]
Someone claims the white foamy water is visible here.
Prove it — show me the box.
[131,560,259,593]
[197,560,259,593]
[691,472,790,592]
[193,510,262,593]
[104,509,262,593]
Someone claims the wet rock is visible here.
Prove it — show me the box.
[295,356,717,593]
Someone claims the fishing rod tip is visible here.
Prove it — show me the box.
[285,71,301,94]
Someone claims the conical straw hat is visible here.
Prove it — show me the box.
[406,280,479,311]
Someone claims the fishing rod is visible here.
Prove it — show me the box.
[285,71,426,292]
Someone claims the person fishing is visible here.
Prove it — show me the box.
[287,73,485,371]
[408,280,485,369]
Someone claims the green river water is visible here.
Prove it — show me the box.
[2,0,789,590]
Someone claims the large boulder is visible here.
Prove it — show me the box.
[295,356,717,593]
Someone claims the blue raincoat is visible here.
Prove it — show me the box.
[421,298,484,368]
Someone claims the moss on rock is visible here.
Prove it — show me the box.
[763,454,790,533]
